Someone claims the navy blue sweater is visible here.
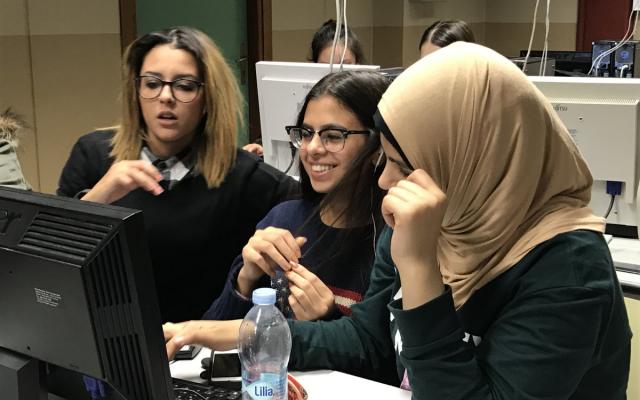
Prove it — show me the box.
[203,199,375,320]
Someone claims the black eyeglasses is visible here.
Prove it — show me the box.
[285,126,371,153]
[136,75,204,103]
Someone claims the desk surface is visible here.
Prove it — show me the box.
[170,349,412,399]
[610,237,640,290]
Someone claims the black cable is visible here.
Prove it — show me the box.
[173,388,207,399]
[604,194,616,219]
[283,144,297,174]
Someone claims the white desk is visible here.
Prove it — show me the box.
[170,349,412,399]
[609,237,640,290]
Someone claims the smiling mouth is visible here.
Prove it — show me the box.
[310,164,335,173]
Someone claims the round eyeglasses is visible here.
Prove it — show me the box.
[285,126,371,153]
[136,75,204,103]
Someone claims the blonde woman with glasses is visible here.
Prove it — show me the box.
[57,27,295,323]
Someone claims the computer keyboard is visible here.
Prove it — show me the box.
[173,378,241,400]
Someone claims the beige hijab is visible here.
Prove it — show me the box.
[378,42,605,307]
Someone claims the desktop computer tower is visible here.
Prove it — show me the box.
[592,40,616,77]
[614,41,640,78]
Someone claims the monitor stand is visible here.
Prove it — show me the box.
[0,347,46,400]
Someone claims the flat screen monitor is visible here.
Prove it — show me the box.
[0,187,173,399]
[256,61,380,177]
[530,76,640,237]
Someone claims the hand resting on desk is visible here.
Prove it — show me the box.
[164,319,241,360]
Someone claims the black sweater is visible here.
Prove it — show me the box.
[57,130,296,322]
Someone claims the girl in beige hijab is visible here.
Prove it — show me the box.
[162,42,632,399]
[371,42,631,398]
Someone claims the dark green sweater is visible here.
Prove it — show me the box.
[289,228,632,399]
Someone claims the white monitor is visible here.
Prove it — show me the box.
[256,61,380,177]
[530,76,640,236]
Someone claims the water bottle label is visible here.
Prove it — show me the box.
[244,373,286,400]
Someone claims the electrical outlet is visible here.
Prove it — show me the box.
[634,0,640,11]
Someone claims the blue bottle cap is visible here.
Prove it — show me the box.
[252,288,277,305]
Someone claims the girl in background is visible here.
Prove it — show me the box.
[311,19,366,64]
[419,19,475,57]
[242,19,367,156]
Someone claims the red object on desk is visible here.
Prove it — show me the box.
[288,374,308,400]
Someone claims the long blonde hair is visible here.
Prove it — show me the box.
[112,26,243,188]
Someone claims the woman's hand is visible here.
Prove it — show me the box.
[81,160,164,204]
[237,227,307,297]
[381,169,447,309]
[287,262,335,320]
[163,320,242,360]
[242,143,264,157]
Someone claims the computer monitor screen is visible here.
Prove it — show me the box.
[256,61,380,177]
[0,187,173,399]
[530,76,640,237]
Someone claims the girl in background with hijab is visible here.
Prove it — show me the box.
[164,43,631,399]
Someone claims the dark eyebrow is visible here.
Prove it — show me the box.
[173,74,201,81]
[320,123,347,130]
[299,123,348,131]
[139,72,200,81]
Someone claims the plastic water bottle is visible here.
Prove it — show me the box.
[238,288,292,400]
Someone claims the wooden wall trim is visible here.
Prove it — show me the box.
[118,0,268,143]
[576,0,587,51]
[576,0,632,52]
[247,0,272,143]
[119,0,137,52]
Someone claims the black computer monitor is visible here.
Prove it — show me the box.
[0,186,173,400]
[518,50,593,76]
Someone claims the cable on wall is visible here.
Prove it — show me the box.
[540,0,551,76]
[339,0,349,70]
[522,0,541,73]
[329,0,342,72]
[329,0,349,73]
